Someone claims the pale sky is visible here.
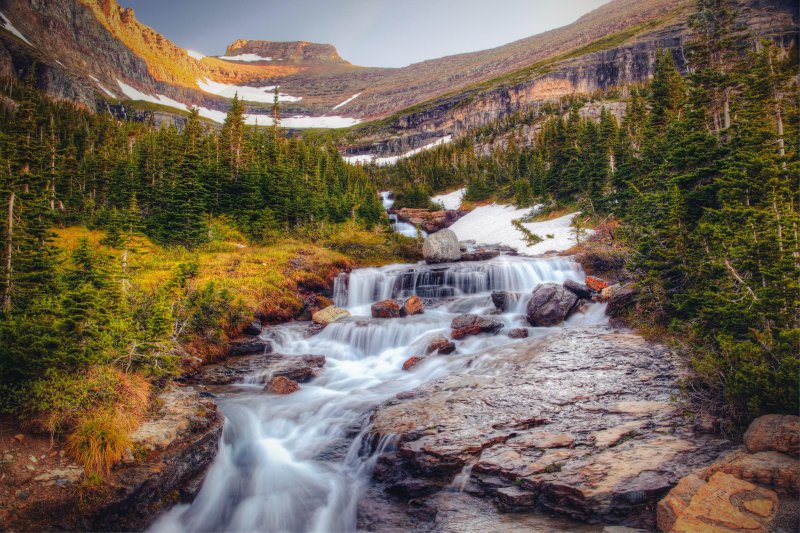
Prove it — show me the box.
[122,0,611,68]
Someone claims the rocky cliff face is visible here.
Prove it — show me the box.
[226,39,349,65]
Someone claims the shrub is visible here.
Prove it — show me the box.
[66,409,132,476]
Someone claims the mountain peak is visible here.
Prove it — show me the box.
[224,39,349,65]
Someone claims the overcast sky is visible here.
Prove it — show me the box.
[122,0,610,68]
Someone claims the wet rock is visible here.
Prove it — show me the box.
[606,284,638,317]
[198,353,326,385]
[242,321,262,336]
[403,356,425,371]
[312,305,350,325]
[743,414,800,456]
[451,314,504,339]
[496,485,537,511]
[426,336,456,355]
[563,279,592,300]
[526,283,580,326]
[585,276,609,292]
[508,328,529,339]
[402,295,424,316]
[265,376,300,395]
[657,472,779,532]
[422,229,461,264]
[461,248,501,262]
[371,299,402,318]
[227,337,272,356]
[491,290,507,311]
[370,327,734,526]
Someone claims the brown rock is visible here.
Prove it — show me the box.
[451,314,503,339]
[371,299,401,318]
[402,295,424,316]
[426,336,455,355]
[526,283,580,326]
[585,276,609,292]
[705,450,800,495]
[508,328,529,339]
[265,376,300,395]
[605,284,638,317]
[402,356,424,371]
[743,414,800,456]
[13,434,24,443]
[667,472,778,532]
[656,474,706,532]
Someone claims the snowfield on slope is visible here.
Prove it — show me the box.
[344,136,452,166]
[197,79,302,103]
[217,53,272,62]
[431,188,465,210]
[448,204,588,255]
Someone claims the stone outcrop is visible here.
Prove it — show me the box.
[526,283,581,326]
[312,305,350,325]
[451,314,504,339]
[422,229,462,264]
[226,337,272,356]
[605,284,638,316]
[371,299,401,318]
[197,353,326,385]
[395,208,462,234]
[657,414,800,532]
[370,327,734,529]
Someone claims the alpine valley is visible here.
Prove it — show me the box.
[0,1,797,532]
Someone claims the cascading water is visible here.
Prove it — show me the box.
[381,191,428,238]
[150,253,606,533]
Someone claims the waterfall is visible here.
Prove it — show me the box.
[150,253,603,533]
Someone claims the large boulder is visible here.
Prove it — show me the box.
[402,295,424,316]
[312,305,350,325]
[491,291,507,311]
[227,337,272,357]
[422,229,461,264]
[605,284,638,317]
[371,299,401,318]
[451,314,504,339]
[563,279,592,300]
[743,414,800,456]
[526,283,580,327]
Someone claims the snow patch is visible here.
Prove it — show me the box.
[217,53,272,62]
[449,204,588,256]
[116,79,191,112]
[0,11,34,47]
[332,93,360,110]
[89,76,115,98]
[431,188,465,210]
[196,78,301,103]
[186,49,205,60]
[55,60,64,67]
[345,135,452,166]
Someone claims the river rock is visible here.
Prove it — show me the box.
[402,295,424,316]
[461,248,501,262]
[526,283,580,326]
[370,327,734,528]
[403,356,424,371]
[563,279,592,300]
[312,305,350,325]
[227,337,272,356]
[743,414,800,456]
[508,328,529,339]
[585,276,609,292]
[451,314,504,339]
[606,284,638,317]
[422,229,461,264]
[491,291,507,311]
[426,336,456,355]
[198,353,326,385]
[372,299,401,318]
[242,321,262,336]
[265,376,300,395]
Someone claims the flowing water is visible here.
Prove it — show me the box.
[150,253,607,533]
[380,191,428,238]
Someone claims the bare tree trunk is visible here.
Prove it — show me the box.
[768,51,787,169]
[3,191,14,313]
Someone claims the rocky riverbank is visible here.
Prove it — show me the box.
[0,386,223,532]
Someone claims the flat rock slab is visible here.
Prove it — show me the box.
[370,326,734,528]
[197,353,325,385]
